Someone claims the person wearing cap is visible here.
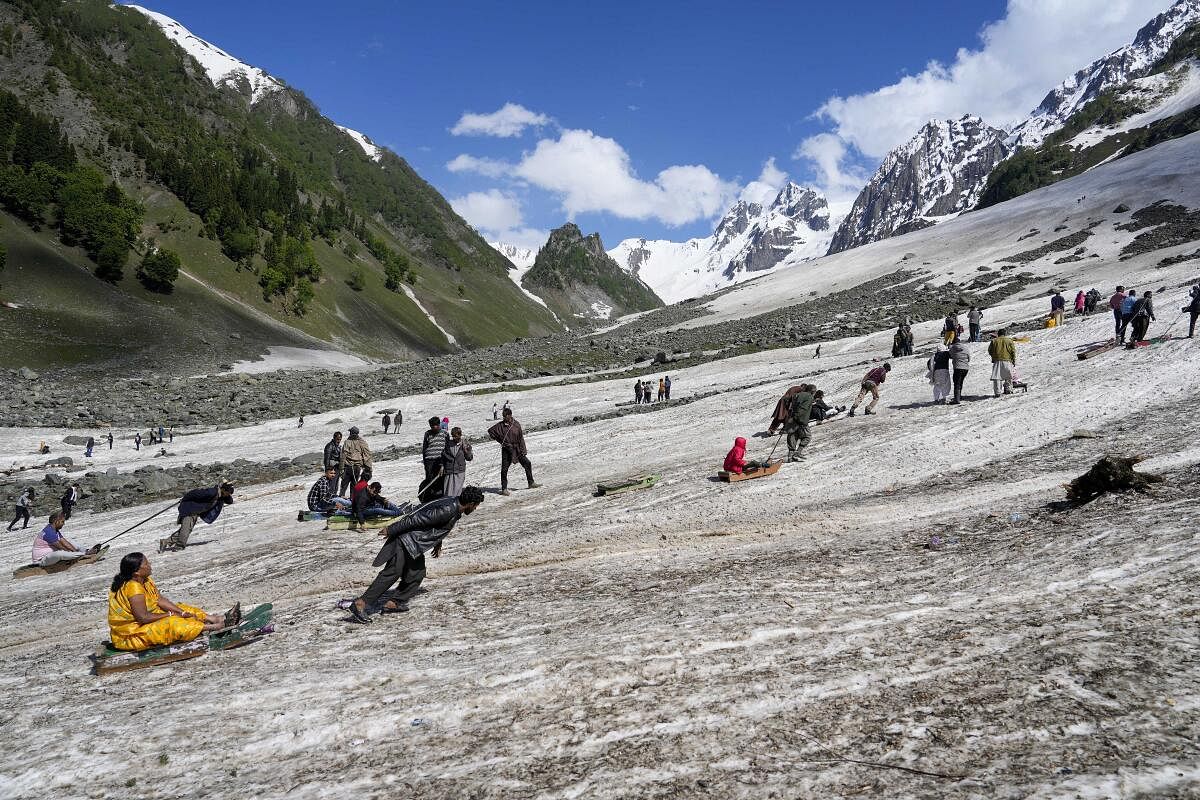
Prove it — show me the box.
[338,427,373,497]
[160,481,235,552]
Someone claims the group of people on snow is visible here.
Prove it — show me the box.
[632,376,671,404]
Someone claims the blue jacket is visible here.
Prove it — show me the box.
[1121,296,1138,315]
[178,486,227,524]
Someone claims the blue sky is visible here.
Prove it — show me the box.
[132,1,1168,248]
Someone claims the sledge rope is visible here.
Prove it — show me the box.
[96,501,179,547]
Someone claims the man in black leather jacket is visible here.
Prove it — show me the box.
[349,486,484,622]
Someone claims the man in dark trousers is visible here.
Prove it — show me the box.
[323,431,343,471]
[60,484,80,520]
[160,481,235,552]
[1126,290,1156,348]
[349,486,484,622]
[783,385,814,463]
[488,408,540,496]
[382,413,391,435]
[848,363,891,417]
[338,427,372,497]
[420,416,449,502]
[106,432,114,450]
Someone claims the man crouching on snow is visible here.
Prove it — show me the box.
[349,486,484,623]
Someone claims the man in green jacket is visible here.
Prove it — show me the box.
[987,329,1017,397]
[783,384,815,462]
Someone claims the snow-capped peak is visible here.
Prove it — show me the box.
[125,5,284,104]
[335,125,383,162]
[490,241,537,270]
[1010,0,1200,149]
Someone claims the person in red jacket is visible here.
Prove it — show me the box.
[848,363,891,417]
[1109,285,1127,341]
[723,437,748,474]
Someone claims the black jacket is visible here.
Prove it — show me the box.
[323,440,342,470]
[1131,295,1155,321]
[374,496,463,565]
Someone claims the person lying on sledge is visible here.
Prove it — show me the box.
[31,511,100,567]
[307,466,350,515]
[107,552,239,651]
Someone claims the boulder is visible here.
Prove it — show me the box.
[17,367,38,381]
[44,456,73,467]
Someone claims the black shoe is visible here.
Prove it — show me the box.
[847,409,856,417]
[349,600,371,624]
[864,409,875,415]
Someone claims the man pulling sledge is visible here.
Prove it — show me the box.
[348,486,484,622]
[160,481,235,552]
[782,383,814,462]
[848,363,890,417]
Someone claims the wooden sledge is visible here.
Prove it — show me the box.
[297,510,348,522]
[1077,340,1119,360]
[91,603,274,676]
[595,473,660,496]
[13,545,109,579]
[325,516,395,531]
[718,460,783,483]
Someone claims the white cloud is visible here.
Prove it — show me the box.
[512,129,739,226]
[448,189,547,250]
[450,102,550,138]
[446,153,509,178]
[792,134,869,206]
[795,0,1166,200]
[739,157,788,205]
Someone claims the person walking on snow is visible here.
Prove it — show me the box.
[1050,291,1066,326]
[632,380,641,404]
[107,432,114,450]
[297,416,304,428]
[1187,285,1200,338]
[1125,290,1156,348]
[988,328,1017,397]
[783,384,814,462]
[848,364,890,417]
[967,306,983,342]
[664,376,672,400]
[420,417,449,503]
[441,427,473,499]
[1074,290,1086,316]
[657,378,666,402]
[60,484,79,521]
[768,386,806,435]
[382,413,391,435]
[348,486,484,623]
[1109,285,1127,341]
[1119,289,1138,343]
[134,432,141,451]
[943,313,959,345]
[8,488,34,531]
[488,407,540,496]
[492,403,499,420]
[160,481,235,552]
[338,427,373,497]
[948,338,970,404]
[928,345,952,404]
[85,436,95,458]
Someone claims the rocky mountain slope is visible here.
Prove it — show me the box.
[609,182,833,303]
[827,116,1008,255]
[0,0,559,374]
[522,224,662,325]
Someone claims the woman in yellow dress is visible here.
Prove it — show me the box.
[107,552,236,651]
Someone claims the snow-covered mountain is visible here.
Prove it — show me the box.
[828,115,1008,255]
[1010,0,1200,150]
[128,5,385,164]
[490,242,537,271]
[608,182,834,303]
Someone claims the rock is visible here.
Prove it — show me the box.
[1113,203,1130,213]
[17,367,38,381]
[1070,429,1100,439]
[45,456,73,467]
[327,418,344,425]
[63,435,91,446]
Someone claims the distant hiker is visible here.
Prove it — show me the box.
[8,488,34,531]
[160,481,235,552]
[440,416,449,433]
[492,403,499,420]
[488,408,539,496]
[395,410,403,429]
[928,345,952,404]
[1109,285,1127,341]
[657,377,666,402]
[1125,290,1155,348]
[60,484,79,521]
[307,466,349,514]
[967,307,983,342]
[324,431,343,473]
[168,427,174,443]
[31,511,96,568]
[108,553,233,651]
[382,413,391,434]
[664,375,672,399]
[1050,291,1066,326]
[783,384,814,462]
[768,386,806,435]
[107,432,114,450]
[420,417,449,503]
[1074,290,1086,316]
[158,425,165,442]
[298,416,305,428]
[943,313,959,345]
[988,328,1017,397]
[848,364,890,417]
[813,344,821,359]
[948,338,970,404]
[442,427,473,499]
[723,437,749,474]
[338,427,373,497]
[892,327,906,358]
[134,433,141,451]
[85,436,95,458]
[903,325,914,355]
[1187,286,1200,338]
[348,486,484,622]
[632,380,642,404]
[1119,289,1138,343]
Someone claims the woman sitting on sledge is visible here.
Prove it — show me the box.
[107,553,238,651]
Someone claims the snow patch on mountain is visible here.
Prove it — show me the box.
[608,182,834,303]
[1067,60,1200,149]
[1010,0,1200,149]
[126,5,284,104]
[335,125,383,162]
[489,241,560,321]
[400,285,458,348]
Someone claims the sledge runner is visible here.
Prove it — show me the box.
[848,364,890,417]
[108,553,234,651]
[159,482,235,552]
[928,346,952,404]
[60,484,79,521]
[783,384,814,462]
[338,427,372,497]
[420,417,449,503]
[441,427,473,499]
[1125,290,1156,348]
[31,511,98,568]
[307,466,349,514]
[323,431,343,472]
[767,386,806,435]
[348,487,484,622]
[948,338,970,404]
[488,408,540,495]
[988,328,1017,397]
[7,488,34,531]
